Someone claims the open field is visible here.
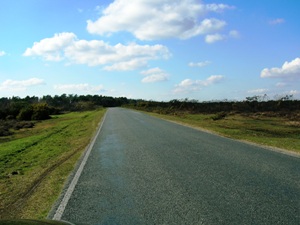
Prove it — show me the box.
[147,111,300,154]
[0,109,106,219]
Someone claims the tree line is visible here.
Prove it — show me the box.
[0,94,299,137]
[0,94,129,121]
[127,96,300,116]
[1,94,299,122]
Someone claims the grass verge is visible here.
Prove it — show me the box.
[147,112,300,154]
[0,109,106,219]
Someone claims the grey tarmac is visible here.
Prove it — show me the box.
[53,108,300,225]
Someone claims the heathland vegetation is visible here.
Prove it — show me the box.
[0,93,299,219]
[0,95,128,138]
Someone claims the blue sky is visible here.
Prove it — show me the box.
[0,0,299,101]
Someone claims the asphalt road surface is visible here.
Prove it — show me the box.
[54,108,300,225]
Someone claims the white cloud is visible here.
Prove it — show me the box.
[261,57,300,79]
[269,18,285,25]
[23,33,170,70]
[205,30,240,44]
[174,75,224,93]
[54,83,105,93]
[0,51,6,57]
[205,33,225,43]
[141,67,169,83]
[189,61,211,67]
[247,89,268,94]
[289,90,300,95]
[0,78,45,92]
[86,0,233,40]
[23,32,76,61]
[205,3,235,12]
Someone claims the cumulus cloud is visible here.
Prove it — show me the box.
[260,58,300,79]
[0,51,6,57]
[54,83,105,93]
[23,33,170,70]
[189,61,211,67]
[0,78,45,92]
[173,75,224,93]
[140,67,169,83]
[269,18,285,25]
[23,32,76,61]
[86,0,233,40]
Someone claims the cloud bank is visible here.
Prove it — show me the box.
[24,32,170,71]
[0,78,45,92]
[87,0,234,40]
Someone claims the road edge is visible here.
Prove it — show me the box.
[49,110,108,221]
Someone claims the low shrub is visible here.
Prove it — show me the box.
[211,112,227,121]
[0,120,35,136]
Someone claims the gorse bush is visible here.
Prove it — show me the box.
[17,103,51,121]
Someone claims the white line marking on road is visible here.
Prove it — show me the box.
[53,111,107,221]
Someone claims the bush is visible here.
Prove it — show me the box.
[31,103,51,120]
[17,103,51,121]
[0,120,13,136]
[17,106,33,121]
[211,112,227,121]
[74,101,96,111]
[13,121,34,130]
[0,120,35,136]
[0,125,13,136]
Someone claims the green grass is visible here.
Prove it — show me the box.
[0,109,106,219]
[148,112,300,153]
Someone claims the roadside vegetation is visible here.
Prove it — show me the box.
[0,94,127,219]
[147,112,300,153]
[127,96,300,153]
[0,93,299,220]
[0,109,106,219]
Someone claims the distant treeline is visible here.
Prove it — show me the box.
[0,94,129,121]
[128,97,300,116]
[1,94,300,122]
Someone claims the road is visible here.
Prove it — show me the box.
[53,108,300,225]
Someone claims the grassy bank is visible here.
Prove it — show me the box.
[0,109,106,219]
[148,112,300,154]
